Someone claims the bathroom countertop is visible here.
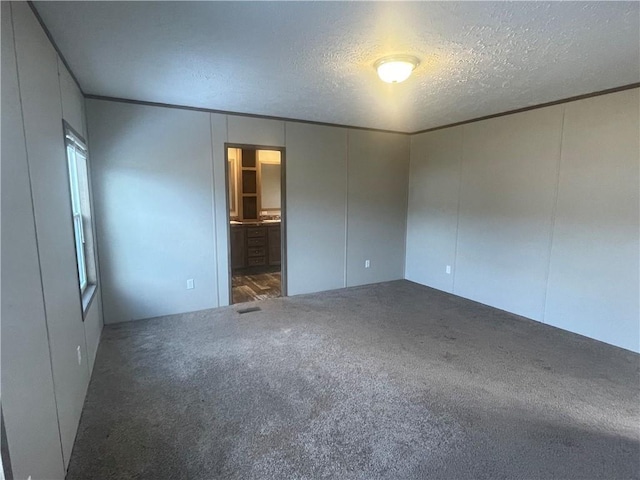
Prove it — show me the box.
[230,220,281,227]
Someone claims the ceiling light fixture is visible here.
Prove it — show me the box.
[374,55,420,84]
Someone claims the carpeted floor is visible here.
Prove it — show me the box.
[67,280,639,480]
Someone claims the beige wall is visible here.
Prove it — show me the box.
[88,101,218,323]
[406,126,463,294]
[346,130,410,287]
[1,3,104,478]
[455,106,563,320]
[544,90,640,350]
[406,88,640,352]
[1,3,64,478]
[286,123,348,294]
[87,102,411,321]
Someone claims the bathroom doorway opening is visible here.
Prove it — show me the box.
[225,145,286,304]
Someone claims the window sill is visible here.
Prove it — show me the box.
[81,283,98,319]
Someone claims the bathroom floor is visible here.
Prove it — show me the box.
[232,271,281,303]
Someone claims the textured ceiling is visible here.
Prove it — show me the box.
[34,1,639,133]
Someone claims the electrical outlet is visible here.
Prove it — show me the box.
[365,260,370,269]
[446,265,451,274]
[187,278,195,289]
[76,346,82,365]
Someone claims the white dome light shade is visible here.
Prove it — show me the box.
[375,55,420,83]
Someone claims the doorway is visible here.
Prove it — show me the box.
[225,145,286,304]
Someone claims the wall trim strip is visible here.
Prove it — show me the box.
[84,94,411,135]
[411,83,640,135]
[27,1,84,95]
[85,83,639,136]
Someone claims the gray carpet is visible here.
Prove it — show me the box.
[66,280,639,480]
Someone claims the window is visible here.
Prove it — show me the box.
[64,122,97,305]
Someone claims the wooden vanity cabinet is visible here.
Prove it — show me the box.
[230,226,246,269]
[231,224,281,271]
[268,226,281,266]
[246,227,267,266]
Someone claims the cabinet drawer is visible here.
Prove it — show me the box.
[247,256,266,266]
[247,237,265,247]
[247,227,266,238]
[248,247,265,257]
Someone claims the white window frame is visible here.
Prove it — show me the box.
[64,126,90,293]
